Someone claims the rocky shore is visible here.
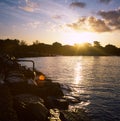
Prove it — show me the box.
[0,54,90,121]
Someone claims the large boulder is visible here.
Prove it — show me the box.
[36,81,64,98]
[14,94,49,121]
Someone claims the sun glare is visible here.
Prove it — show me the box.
[63,31,96,45]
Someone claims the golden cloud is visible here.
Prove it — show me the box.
[67,16,111,32]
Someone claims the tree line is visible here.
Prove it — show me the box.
[0,39,120,57]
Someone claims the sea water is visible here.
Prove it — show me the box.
[21,56,120,121]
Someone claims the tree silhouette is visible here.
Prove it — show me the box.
[93,41,101,47]
[52,42,62,55]
[52,42,62,47]
[32,40,40,45]
[0,39,120,57]
[105,44,119,55]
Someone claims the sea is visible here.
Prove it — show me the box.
[20,56,120,121]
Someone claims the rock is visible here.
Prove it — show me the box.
[60,110,90,121]
[14,94,49,121]
[46,96,69,110]
[6,76,25,83]
[56,98,69,110]
[48,108,61,121]
[61,84,72,92]
[8,82,34,95]
[0,73,5,84]
[15,94,44,104]
[60,111,77,121]
[64,96,80,104]
[35,81,64,98]
[27,103,49,121]
[5,70,25,83]
[0,85,18,121]
[44,82,64,97]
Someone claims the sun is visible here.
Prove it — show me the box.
[63,31,96,45]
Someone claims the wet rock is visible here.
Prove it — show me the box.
[64,96,80,104]
[14,94,49,121]
[46,97,69,110]
[44,82,64,97]
[56,98,69,110]
[60,111,77,121]
[48,108,61,121]
[61,84,72,92]
[15,94,44,104]
[60,110,90,121]
[35,81,64,98]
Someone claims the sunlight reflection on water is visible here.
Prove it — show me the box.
[74,62,83,85]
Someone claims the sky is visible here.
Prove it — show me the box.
[0,0,120,47]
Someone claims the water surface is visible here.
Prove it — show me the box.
[21,56,120,121]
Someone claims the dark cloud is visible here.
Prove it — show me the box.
[99,0,112,4]
[70,2,86,8]
[88,17,111,32]
[98,8,120,29]
[67,16,111,32]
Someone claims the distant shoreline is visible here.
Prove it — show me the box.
[18,55,120,58]
[0,39,120,58]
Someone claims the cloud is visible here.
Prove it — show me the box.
[67,16,111,32]
[23,21,41,29]
[99,0,112,4]
[98,8,120,29]
[52,15,62,19]
[70,2,86,8]
[19,0,40,12]
[19,6,34,12]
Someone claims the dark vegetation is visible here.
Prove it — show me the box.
[0,39,120,57]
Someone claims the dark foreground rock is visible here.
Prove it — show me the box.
[60,110,90,121]
[0,84,18,121]
[14,94,48,121]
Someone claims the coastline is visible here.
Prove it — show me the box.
[0,54,90,121]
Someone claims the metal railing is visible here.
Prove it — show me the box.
[17,59,35,72]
